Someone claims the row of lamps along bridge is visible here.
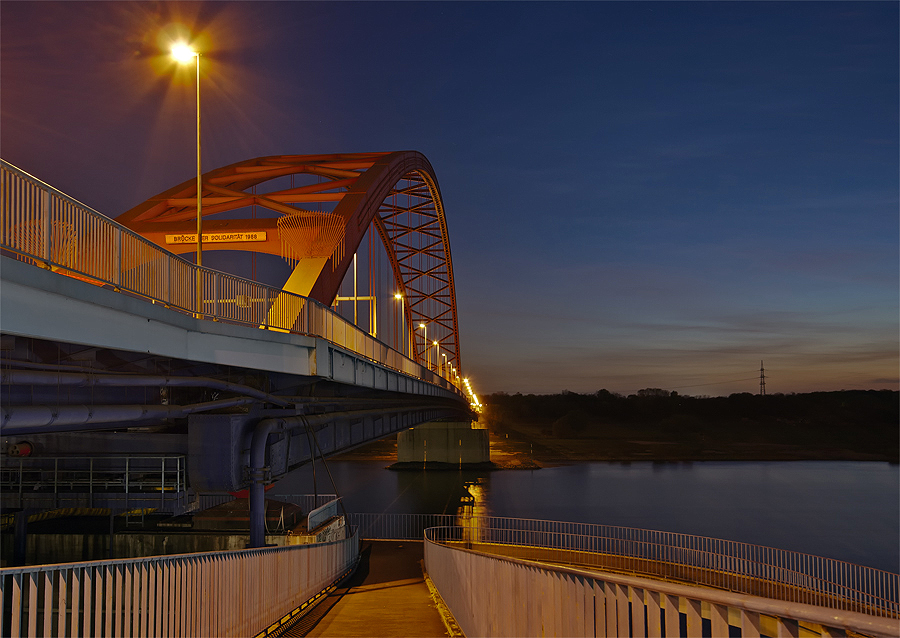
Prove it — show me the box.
[169,40,481,414]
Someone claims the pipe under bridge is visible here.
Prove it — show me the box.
[0,156,473,546]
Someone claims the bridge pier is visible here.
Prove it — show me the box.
[397,420,490,467]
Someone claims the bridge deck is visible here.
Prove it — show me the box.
[282,540,450,637]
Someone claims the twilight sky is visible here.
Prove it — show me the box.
[2,1,897,396]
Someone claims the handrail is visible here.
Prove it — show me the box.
[0,455,188,512]
[424,533,900,638]
[340,512,898,619]
[0,530,359,638]
[0,159,462,395]
[422,521,899,620]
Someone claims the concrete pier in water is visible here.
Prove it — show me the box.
[397,420,490,466]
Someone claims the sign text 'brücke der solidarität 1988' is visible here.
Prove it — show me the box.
[165,231,267,244]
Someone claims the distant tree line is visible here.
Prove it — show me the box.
[483,389,898,459]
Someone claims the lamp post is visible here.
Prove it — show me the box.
[171,41,202,313]
[395,293,405,357]
[441,353,448,379]
[432,341,439,374]
[417,323,427,370]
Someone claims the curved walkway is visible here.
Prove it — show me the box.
[284,541,450,637]
[453,541,892,618]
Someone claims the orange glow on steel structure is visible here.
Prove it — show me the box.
[118,151,463,373]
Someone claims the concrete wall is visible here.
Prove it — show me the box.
[397,421,489,464]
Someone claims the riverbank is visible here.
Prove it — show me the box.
[331,419,897,468]
[485,420,896,464]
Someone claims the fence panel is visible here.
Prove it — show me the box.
[346,513,898,620]
[0,455,188,513]
[0,530,358,638]
[425,535,900,638]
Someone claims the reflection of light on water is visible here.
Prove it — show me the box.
[457,478,489,543]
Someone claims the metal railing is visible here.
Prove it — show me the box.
[424,532,900,638]
[347,513,898,620]
[348,512,458,540]
[0,456,188,512]
[0,528,359,638]
[0,160,462,394]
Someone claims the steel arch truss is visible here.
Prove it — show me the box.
[118,151,462,373]
[374,171,458,372]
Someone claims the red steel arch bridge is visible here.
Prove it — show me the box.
[118,151,462,380]
[0,152,476,547]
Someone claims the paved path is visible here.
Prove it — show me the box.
[285,540,448,637]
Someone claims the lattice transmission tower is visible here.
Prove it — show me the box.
[759,361,766,396]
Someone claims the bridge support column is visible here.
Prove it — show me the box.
[397,421,489,467]
[249,419,284,548]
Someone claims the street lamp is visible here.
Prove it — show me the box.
[417,323,427,369]
[171,41,203,313]
[394,293,405,357]
[432,341,439,374]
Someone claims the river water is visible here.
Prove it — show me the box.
[270,460,899,573]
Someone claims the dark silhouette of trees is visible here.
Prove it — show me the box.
[483,389,899,461]
[551,409,592,438]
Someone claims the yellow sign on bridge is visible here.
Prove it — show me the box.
[165,231,267,244]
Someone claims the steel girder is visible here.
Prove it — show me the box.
[117,151,462,373]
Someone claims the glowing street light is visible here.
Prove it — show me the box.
[170,41,196,64]
[394,293,406,357]
[170,40,203,313]
[433,341,439,374]
[417,323,427,369]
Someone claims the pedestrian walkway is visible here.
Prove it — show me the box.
[283,540,451,637]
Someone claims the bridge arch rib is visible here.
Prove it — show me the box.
[118,151,462,374]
